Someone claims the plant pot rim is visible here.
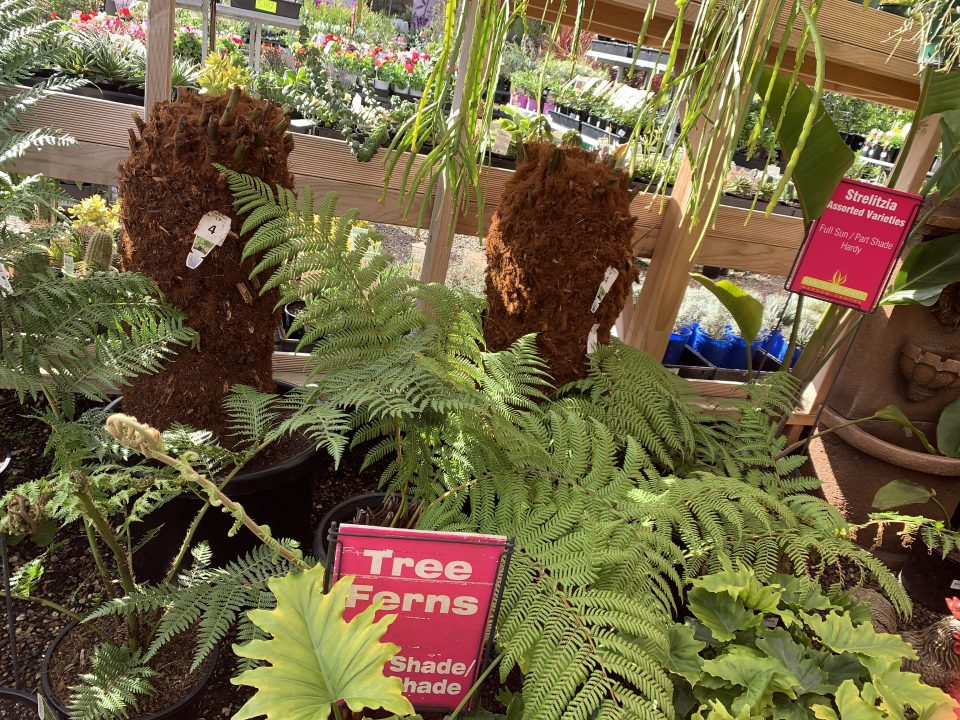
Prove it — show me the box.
[0,687,36,710]
[105,379,318,485]
[821,405,960,476]
[41,621,219,720]
[313,491,395,564]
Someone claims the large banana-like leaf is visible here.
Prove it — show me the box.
[691,274,764,347]
[232,571,415,720]
[882,232,960,306]
[758,68,854,223]
[917,69,960,120]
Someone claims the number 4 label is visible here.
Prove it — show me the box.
[186,211,231,269]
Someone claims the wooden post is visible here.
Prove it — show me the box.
[419,0,477,284]
[144,0,176,121]
[893,112,941,193]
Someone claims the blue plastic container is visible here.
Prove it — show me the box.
[724,336,749,370]
[663,334,686,365]
[687,323,704,351]
[789,346,803,368]
[768,330,787,360]
[699,336,730,367]
[663,326,693,365]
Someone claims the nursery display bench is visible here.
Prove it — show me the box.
[9,0,937,436]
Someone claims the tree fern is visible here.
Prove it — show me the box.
[220,171,909,720]
[67,643,156,720]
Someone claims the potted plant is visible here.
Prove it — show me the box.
[116,83,322,575]
[664,564,955,718]
[202,167,921,720]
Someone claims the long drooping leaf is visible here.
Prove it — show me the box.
[882,233,960,306]
[232,571,415,720]
[757,68,854,223]
[872,478,935,511]
[917,69,960,120]
[922,109,960,197]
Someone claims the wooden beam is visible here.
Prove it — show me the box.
[527,0,922,108]
[893,111,941,193]
[144,0,175,119]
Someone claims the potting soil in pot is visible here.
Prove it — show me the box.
[118,89,294,442]
[483,142,638,386]
[46,621,214,718]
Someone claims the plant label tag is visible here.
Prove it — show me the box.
[187,211,231,269]
[493,129,512,156]
[950,579,960,590]
[193,211,231,246]
[587,323,600,354]
[590,267,619,313]
[63,254,75,276]
[786,178,922,312]
[330,524,513,712]
[0,265,11,294]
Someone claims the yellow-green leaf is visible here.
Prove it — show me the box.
[805,612,917,663]
[231,571,415,720]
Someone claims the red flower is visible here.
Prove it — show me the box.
[50,11,58,18]
[79,12,91,21]
[90,9,98,15]
[118,7,131,16]
[404,61,415,73]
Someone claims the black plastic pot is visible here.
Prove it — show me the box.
[106,380,321,581]
[899,539,960,611]
[41,623,218,720]
[0,687,36,716]
[282,300,306,340]
[313,491,393,565]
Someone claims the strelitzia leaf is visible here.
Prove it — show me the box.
[231,571,415,720]
[872,479,935,511]
[691,274,764,347]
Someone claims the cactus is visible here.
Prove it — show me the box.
[117,89,293,440]
[83,230,114,271]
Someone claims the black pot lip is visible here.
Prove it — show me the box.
[41,621,220,720]
[0,687,36,709]
[103,379,319,486]
[313,491,393,565]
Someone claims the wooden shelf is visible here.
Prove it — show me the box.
[526,0,922,108]
[13,90,806,276]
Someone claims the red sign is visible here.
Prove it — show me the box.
[786,178,922,312]
[330,524,512,711]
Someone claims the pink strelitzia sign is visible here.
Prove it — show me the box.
[786,178,922,312]
[329,523,512,711]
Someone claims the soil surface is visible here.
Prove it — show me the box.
[0,390,384,718]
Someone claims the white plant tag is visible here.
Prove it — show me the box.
[950,579,960,590]
[586,323,600,354]
[590,267,619,313]
[0,265,11,294]
[186,211,231,269]
[493,129,512,156]
[63,253,75,276]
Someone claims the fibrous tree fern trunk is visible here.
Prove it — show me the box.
[484,143,638,386]
[118,88,294,439]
